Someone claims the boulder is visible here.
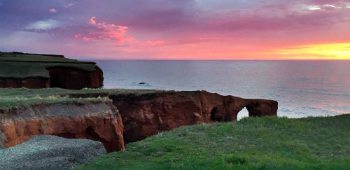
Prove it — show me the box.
[0,135,106,170]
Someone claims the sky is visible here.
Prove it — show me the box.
[0,0,350,60]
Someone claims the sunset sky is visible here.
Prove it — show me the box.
[0,0,350,60]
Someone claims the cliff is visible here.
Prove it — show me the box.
[0,52,103,89]
[0,90,278,152]
[0,101,124,152]
[110,91,278,143]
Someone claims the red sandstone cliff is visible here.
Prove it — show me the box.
[0,66,104,89]
[0,101,124,152]
[47,66,104,89]
[110,91,278,143]
[0,78,50,89]
[0,91,278,152]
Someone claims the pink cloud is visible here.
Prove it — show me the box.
[145,41,165,46]
[49,9,57,13]
[143,38,219,47]
[75,17,135,43]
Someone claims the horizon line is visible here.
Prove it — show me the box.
[77,58,350,61]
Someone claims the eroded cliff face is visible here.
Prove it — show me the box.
[0,91,278,152]
[0,66,103,89]
[47,66,104,89]
[110,91,278,143]
[0,78,50,89]
[0,52,104,89]
[0,101,124,152]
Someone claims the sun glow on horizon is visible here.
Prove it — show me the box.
[272,43,350,60]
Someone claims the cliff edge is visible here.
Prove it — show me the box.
[0,101,124,152]
[0,90,277,152]
[0,52,103,89]
[111,91,278,143]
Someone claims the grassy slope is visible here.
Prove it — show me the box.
[75,115,350,170]
[0,52,97,78]
[0,88,167,109]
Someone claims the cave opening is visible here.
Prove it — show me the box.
[48,69,65,88]
[85,126,111,152]
[86,126,103,142]
[210,107,220,121]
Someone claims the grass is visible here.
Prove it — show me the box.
[0,88,169,97]
[74,115,350,170]
[0,95,110,109]
[0,52,80,63]
[0,52,97,78]
[0,88,170,109]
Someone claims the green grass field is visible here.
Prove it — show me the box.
[0,52,97,78]
[74,115,350,170]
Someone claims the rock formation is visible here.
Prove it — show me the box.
[110,91,278,143]
[0,66,103,89]
[0,101,124,152]
[47,66,104,89]
[0,91,278,153]
[0,135,106,170]
[0,52,104,89]
[0,78,50,89]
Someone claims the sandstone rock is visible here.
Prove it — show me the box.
[22,78,50,89]
[47,66,103,89]
[0,135,106,170]
[0,66,103,89]
[0,91,277,153]
[0,51,104,89]
[0,101,124,152]
[245,99,278,117]
[111,91,278,143]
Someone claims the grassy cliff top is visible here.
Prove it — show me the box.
[0,88,168,109]
[0,95,110,109]
[0,88,167,97]
[0,52,97,78]
[75,115,350,170]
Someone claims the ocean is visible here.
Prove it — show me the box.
[95,60,350,119]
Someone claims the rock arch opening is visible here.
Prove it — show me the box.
[237,108,249,121]
[52,127,112,152]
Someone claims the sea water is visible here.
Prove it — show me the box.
[95,60,350,119]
